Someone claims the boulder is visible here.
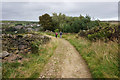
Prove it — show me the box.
[2,51,10,59]
[18,45,25,50]
[14,25,23,30]
[26,28,33,32]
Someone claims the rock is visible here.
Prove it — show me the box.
[26,28,33,32]
[15,56,22,60]
[18,50,24,54]
[45,30,50,32]
[8,34,13,38]
[13,35,16,39]
[24,45,28,49]
[26,34,33,37]
[14,50,19,54]
[40,36,45,39]
[2,33,51,57]
[2,51,10,59]
[18,45,25,50]
[6,34,10,37]
[24,49,28,52]
[28,52,31,54]
[17,34,23,38]
[0,53,2,59]
[14,25,23,30]
[2,34,5,37]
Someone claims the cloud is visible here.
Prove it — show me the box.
[2,2,118,21]
[2,0,119,2]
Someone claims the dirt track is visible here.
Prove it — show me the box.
[39,36,92,78]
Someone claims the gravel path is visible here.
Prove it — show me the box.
[39,36,92,78]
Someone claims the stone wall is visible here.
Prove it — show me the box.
[2,34,50,55]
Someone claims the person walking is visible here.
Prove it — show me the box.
[55,32,58,38]
[60,31,62,38]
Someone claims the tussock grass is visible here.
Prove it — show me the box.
[63,34,118,78]
[2,38,58,78]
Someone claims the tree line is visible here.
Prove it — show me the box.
[39,13,99,33]
[39,13,118,42]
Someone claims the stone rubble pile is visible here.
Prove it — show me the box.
[1,33,50,60]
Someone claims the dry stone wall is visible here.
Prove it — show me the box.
[2,33,50,58]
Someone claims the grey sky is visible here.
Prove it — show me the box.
[2,2,118,21]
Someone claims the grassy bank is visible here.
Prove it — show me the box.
[2,36,58,78]
[62,34,118,78]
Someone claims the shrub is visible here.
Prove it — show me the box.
[31,42,39,54]
[79,24,118,42]
[54,29,59,32]
[17,29,26,34]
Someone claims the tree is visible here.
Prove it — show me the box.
[54,29,59,32]
[52,13,59,30]
[39,13,98,33]
[39,13,54,31]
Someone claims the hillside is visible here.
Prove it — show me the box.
[1,16,119,79]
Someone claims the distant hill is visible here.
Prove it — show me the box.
[100,21,119,25]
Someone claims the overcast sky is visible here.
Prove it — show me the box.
[2,2,118,21]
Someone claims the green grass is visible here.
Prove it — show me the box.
[45,32,60,37]
[63,34,118,78]
[2,37,58,78]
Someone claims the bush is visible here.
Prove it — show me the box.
[17,29,26,34]
[31,42,39,54]
[5,27,16,31]
[79,24,118,42]
[54,29,59,32]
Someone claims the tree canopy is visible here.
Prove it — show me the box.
[39,13,99,33]
[39,13,54,31]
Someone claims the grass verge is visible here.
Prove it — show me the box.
[2,36,58,78]
[62,34,118,78]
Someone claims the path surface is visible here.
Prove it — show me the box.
[39,36,92,78]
